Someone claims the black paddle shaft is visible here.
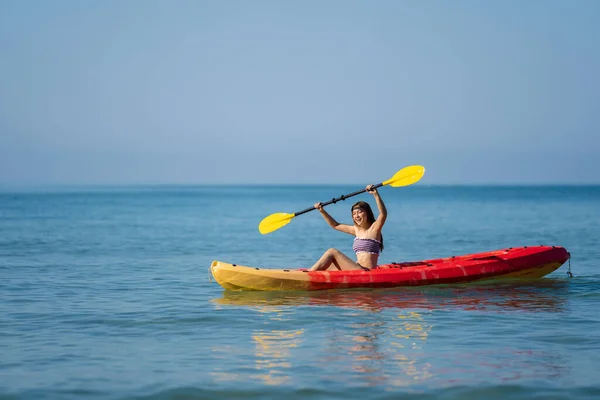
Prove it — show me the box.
[293,182,384,217]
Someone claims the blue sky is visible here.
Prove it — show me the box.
[1,0,598,185]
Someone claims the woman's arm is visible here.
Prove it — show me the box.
[315,203,355,235]
[367,185,387,231]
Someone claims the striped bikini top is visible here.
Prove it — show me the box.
[352,237,382,255]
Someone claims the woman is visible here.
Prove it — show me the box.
[309,184,387,271]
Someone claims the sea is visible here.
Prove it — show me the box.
[1,184,599,399]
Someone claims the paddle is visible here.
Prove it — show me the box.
[258,165,425,234]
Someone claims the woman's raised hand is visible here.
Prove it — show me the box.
[366,184,378,194]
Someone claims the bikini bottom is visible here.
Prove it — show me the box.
[358,263,377,271]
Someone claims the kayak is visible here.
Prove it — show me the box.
[210,245,570,291]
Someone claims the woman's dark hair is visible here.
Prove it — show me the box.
[351,201,384,251]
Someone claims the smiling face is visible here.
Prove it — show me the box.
[351,201,375,228]
[352,207,367,226]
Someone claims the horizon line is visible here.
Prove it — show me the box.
[1,181,600,189]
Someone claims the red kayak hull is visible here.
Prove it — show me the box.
[303,245,570,291]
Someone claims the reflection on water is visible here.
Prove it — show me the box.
[212,279,569,312]
[210,280,570,388]
[388,311,434,387]
[252,329,304,385]
[328,311,435,387]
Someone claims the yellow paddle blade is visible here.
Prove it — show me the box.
[383,165,426,187]
[258,213,295,234]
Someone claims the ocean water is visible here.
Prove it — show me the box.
[1,185,600,399]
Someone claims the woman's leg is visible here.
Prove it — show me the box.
[309,248,364,271]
